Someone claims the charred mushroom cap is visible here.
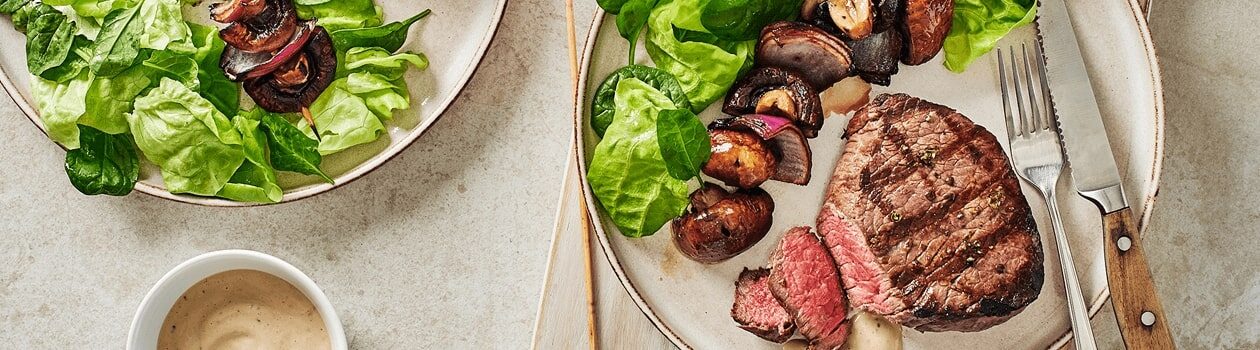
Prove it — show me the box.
[704,128,778,189]
[825,0,874,40]
[712,115,813,186]
[210,0,267,23]
[243,26,337,113]
[671,184,775,264]
[800,0,825,20]
[723,66,824,137]
[217,0,297,53]
[871,0,902,33]
[901,0,953,65]
[845,29,903,86]
[755,22,852,92]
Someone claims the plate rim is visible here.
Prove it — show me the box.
[4,0,511,207]
[570,0,1165,348]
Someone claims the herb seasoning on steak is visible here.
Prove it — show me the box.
[818,93,1044,332]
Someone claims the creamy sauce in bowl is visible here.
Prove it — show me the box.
[158,270,331,350]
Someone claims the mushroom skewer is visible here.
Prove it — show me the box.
[301,107,320,141]
[212,0,337,139]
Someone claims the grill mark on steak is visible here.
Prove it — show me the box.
[819,93,1044,332]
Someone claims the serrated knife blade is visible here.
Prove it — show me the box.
[1036,0,1127,213]
[1035,0,1177,348]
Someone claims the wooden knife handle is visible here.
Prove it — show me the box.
[1103,208,1176,349]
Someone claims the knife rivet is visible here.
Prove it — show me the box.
[1117,236,1132,252]
[1141,311,1156,327]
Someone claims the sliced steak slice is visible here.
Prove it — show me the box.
[819,93,1044,332]
[731,268,796,343]
[768,227,849,349]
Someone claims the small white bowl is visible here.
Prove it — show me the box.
[127,250,348,350]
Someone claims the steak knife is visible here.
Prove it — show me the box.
[1035,0,1176,348]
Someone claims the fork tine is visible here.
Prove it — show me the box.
[1021,44,1042,132]
[1009,48,1030,136]
[998,47,1017,139]
[1033,43,1056,132]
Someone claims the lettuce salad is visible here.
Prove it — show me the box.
[4,0,431,202]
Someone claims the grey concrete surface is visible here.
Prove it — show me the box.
[0,0,569,348]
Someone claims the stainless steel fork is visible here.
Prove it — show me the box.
[998,42,1098,350]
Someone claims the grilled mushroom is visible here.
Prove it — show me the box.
[242,26,337,113]
[220,20,316,81]
[901,0,954,65]
[672,183,775,264]
[215,0,297,53]
[825,0,874,40]
[846,29,903,85]
[704,128,778,189]
[756,22,852,92]
[712,115,813,186]
[210,0,267,23]
[723,66,824,137]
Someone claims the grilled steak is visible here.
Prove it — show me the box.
[768,227,849,349]
[818,93,1043,332]
[731,268,796,343]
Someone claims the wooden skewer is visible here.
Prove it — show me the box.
[564,0,599,349]
[301,106,320,141]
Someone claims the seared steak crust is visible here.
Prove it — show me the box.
[819,93,1043,332]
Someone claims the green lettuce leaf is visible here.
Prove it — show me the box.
[32,71,92,149]
[90,0,192,77]
[44,0,139,18]
[217,116,282,203]
[343,72,409,121]
[188,23,240,117]
[943,0,1037,72]
[64,125,138,196]
[343,47,428,80]
[587,78,689,238]
[293,0,382,31]
[644,0,754,111]
[80,62,151,134]
[301,75,386,155]
[127,78,245,196]
[590,64,691,137]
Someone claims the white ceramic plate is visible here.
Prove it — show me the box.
[574,0,1163,348]
[3,0,508,206]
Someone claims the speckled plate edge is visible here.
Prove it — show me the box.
[3,0,510,207]
[568,0,1165,347]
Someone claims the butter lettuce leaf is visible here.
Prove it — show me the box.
[943,0,1037,72]
[645,0,754,111]
[127,78,244,196]
[343,47,428,80]
[293,0,382,31]
[217,116,282,203]
[32,71,92,149]
[587,78,689,238]
[302,75,386,155]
